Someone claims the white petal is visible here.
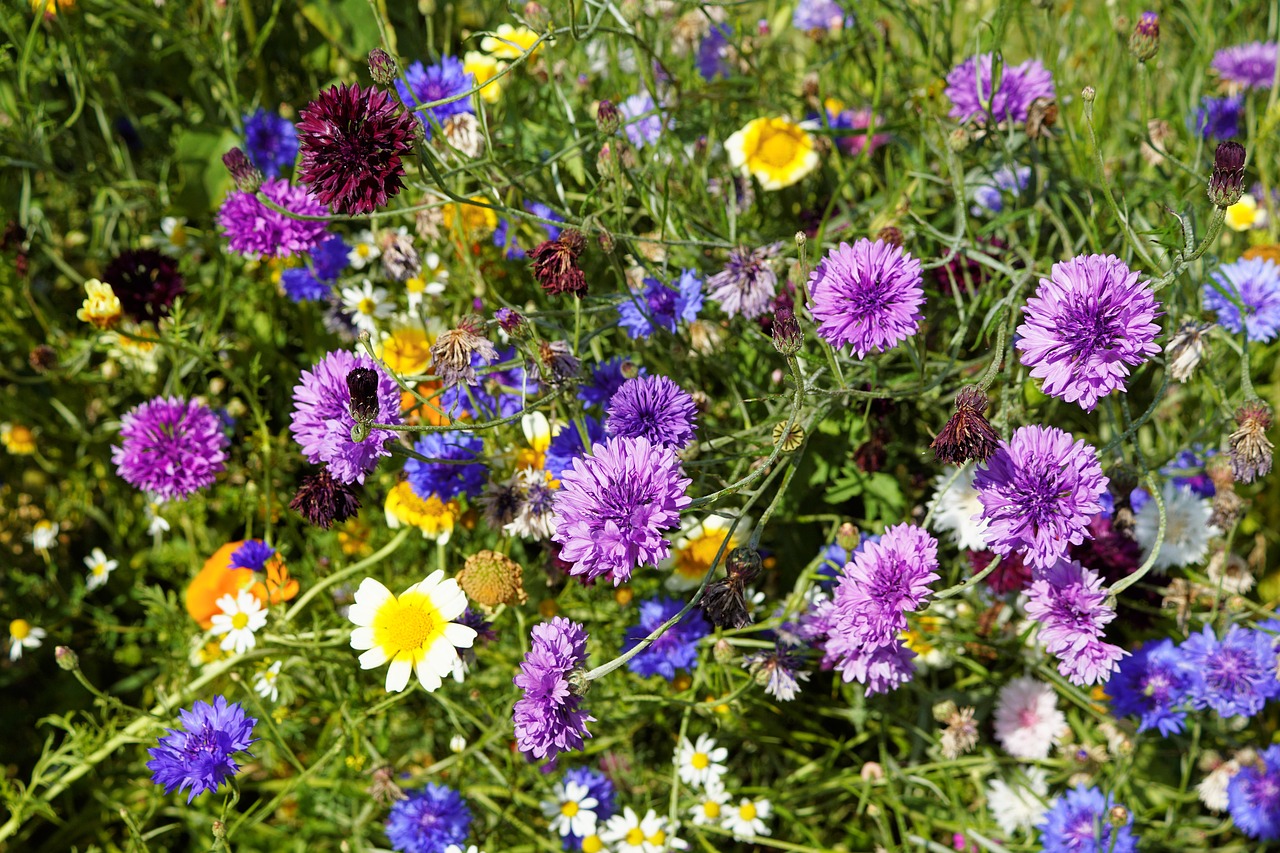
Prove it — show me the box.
[346,602,380,627]
[417,569,445,594]
[415,652,446,692]
[353,578,393,612]
[443,622,477,649]
[359,646,389,669]
[385,655,413,693]
[350,626,376,650]
[433,581,468,621]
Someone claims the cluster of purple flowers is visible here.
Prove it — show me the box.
[219,177,328,258]
[146,696,257,803]
[622,596,710,681]
[113,396,229,501]
[617,270,703,339]
[384,782,472,853]
[406,430,489,501]
[605,374,698,450]
[1024,559,1127,686]
[945,53,1055,124]
[281,233,351,302]
[513,617,594,761]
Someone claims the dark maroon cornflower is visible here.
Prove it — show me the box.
[531,229,587,296]
[289,466,362,529]
[931,386,1000,464]
[1209,141,1247,208]
[700,547,761,630]
[102,249,186,323]
[1230,400,1274,484]
[967,549,1031,596]
[345,367,381,426]
[771,303,803,354]
[28,345,57,374]
[296,83,419,216]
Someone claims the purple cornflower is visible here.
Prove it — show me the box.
[1189,94,1245,140]
[973,425,1108,570]
[550,435,692,586]
[1108,639,1190,736]
[1212,42,1278,90]
[513,616,595,761]
[743,644,812,701]
[1024,559,1127,686]
[792,0,849,32]
[828,523,940,649]
[545,417,606,480]
[1205,257,1280,343]
[605,374,698,449]
[1038,785,1138,853]
[242,108,298,178]
[281,233,350,302]
[1177,624,1280,718]
[289,350,402,485]
[617,270,703,339]
[1228,745,1280,840]
[112,396,229,502]
[623,596,710,681]
[385,783,472,853]
[405,431,488,501]
[579,357,646,409]
[1016,254,1161,411]
[697,24,734,80]
[706,243,782,320]
[218,178,328,258]
[945,53,1056,124]
[146,696,257,803]
[808,239,925,358]
[830,639,916,696]
[229,539,275,572]
[619,91,666,148]
[970,165,1031,216]
[494,201,564,260]
[395,57,475,138]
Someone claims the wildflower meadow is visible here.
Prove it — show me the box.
[6,0,1280,850]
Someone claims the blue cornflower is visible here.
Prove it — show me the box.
[1178,624,1280,718]
[1228,744,1280,841]
[971,165,1031,216]
[281,234,350,303]
[494,201,565,260]
[1205,257,1280,343]
[484,346,540,418]
[1107,638,1190,736]
[545,417,606,480]
[619,91,666,148]
[1188,94,1245,140]
[579,357,646,409]
[243,108,298,178]
[229,539,276,572]
[281,268,329,302]
[311,233,350,280]
[623,596,710,681]
[560,766,616,850]
[1165,447,1216,498]
[617,269,703,339]
[146,696,257,803]
[385,783,472,853]
[406,431,488,501]
[1038,785,1137,853]
[396,57,475,139]
[697,24,734,81]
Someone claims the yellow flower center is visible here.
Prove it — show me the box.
[406,276,426,294]
[625,828,645,846]
[373,592,445,655]
[702,801,721,818]
[648,830,666,845]
[674,527,733,580]
[381,327,434,375]
[357,297,377,316]
[10,619,30,640]
[357,244,371,258]
[739,802,757,821]
[758,130,801,168]
[231,612,250,630]
[581,836,603,853]
[92,565,108,577]
[561,801,579,817]
[691,752,710,769]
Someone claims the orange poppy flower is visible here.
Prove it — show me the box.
[185,541,299,628]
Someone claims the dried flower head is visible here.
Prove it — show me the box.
[531,229,588,296]
[430,316,499,387]
[700,546,761,629]
[538,339,581,386]
[457,550,528,607]
[931,386,1000,464]
[290,466,362,529]
[1230,400,1274,484]
[1166,321,1209,382]
[940,706,979,759]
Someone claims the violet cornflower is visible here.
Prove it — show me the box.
[945,53,1056,124]
[622,596,710,681]
[112,396,229,502]
[1177,624,1280,719]
[146,696,257,803]
[218,178,328,258]
[1108,638,1190,736]
[513,616,595,761]
[605,374,698,450]
[808,239,925,358]
[1024,559,1127,686]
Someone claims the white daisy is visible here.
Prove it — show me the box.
[29,520,59,553]
[542,779,599,838]
[406,251,449,313]
[253,660,283,702]
[986,766,1051,837]
[444,846,485,853]
[602,808,684,852]
[674,733,728,788]
[8,619,46,661]
[686,777,730,826]
[341,279,394,335]
[721,795,771,842]
[993,677,1068,760]
[1197,759,1240,812]
[347,229,381,269]
[145,495,171,536]
[84,548,119,591]
[210,589,268,654]
[153,216,195,255]
[926,466,990,551]
[1134,481,1219,570]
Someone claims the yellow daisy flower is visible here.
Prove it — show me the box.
[464,51,503,103]
[724,117,821,191]
[1225,194,1267,232]
[385,481,460,543]
[379,323,435,376]
[516,412,553,471]
[1,423,36,455]
[76,279,122,330]
[347,571,478,693]
[664,515,749,590]
[442,197,499,238]
[482,24,542,60]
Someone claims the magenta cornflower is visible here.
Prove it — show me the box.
[1212,42,1278,90]
[146,696,257,803]
[112,396,229,502]
[550,435,692,586]
[973,425,1108,569]
[605,374,698,449]
[808,238,925,358]
[513,616,595,761]
[1024,559,1127,686]
[945,53,1056,124]
[218,177,328,258]
[289,350,402,485]
[1016,254,1162,411]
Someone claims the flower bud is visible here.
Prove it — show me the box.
[713,638,735,665]
[836,522,860,553]
[1128,12,1159,62]
[449,734,467,753]
[875,226,904,248]
[222,147,263,194]
[947,126,970,153]
[1209,141,1247,208]
[1081,85,1096,103]
[495,307,529,339]
[55,646,79,671]
[1108,805,1130,827]
[771,304,803,355]
[368,48,398,87]
[523,2,551,31]
[596,100,621,135]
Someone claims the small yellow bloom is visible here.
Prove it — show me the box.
[725,117,821,191]
[76,279,122,329]
[1225,194,1268,232]
[464,51,503,104]
[31,0,74,16]
[1,423,36,455]
[516,412,553,470]
[379,324,435,376]
[385,482,460,543]
[337,518,373,557]
[442,197,499,237]
[665,516,749,590]
[482,24,541,60]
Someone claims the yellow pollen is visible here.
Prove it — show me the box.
[561,801,579,817]
[739,802,758,821]
[581,836,603,853]
[357,244,371,257]
[758,132,799,168]
[375,595,445,654]
[231,612,250,630]
[691,752,710,769]
[648,830,666,845]
[703,801,721,818]
[10,619,31,640]
[625,828,645,846]
[357,297,377,315]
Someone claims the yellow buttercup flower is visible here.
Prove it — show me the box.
[1,423,36,455]
[385,481,460,543]
[724,117,821,191]
[464,51,503,104]
[482,24,541,60]
[1225,194,1267,232]
[76,279,122,330]
[379,324,435,376]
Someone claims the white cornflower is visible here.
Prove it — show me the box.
[993,677,1068,760]
[8,619,46,661]
[986,766,1051,837]
[210,590,268,654]
[29,520,59,553]
[674,734,728,789]
[542,779,599,838]
[1197,759,1241,812]
[686,777,730,826]
[341,279,394,335]
[721,795,771,842]
[84,548,119,591]
[926,466,990,551]
[347,229,381,269]
[253,660,283,702]
[1134,481,1219,570]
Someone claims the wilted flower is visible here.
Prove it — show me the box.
[290,466,362,529]
[706,243,782,320]
[1230,400,1274,484]
[430,316,499,387]
[1165,321,1209,382]
[931,386,1000,464]
[456,550,527,607]
[531,229,587,296]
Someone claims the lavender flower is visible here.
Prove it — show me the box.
[829,524,940,649]
[1108,639,1190,736]
[146,696,257,803]
[1205,257,1280,343]
[1178,624,1280,718]
[743,644,812,701]
[579,357,646,409]
[289,350,402,485]
[617,270,703,339]
[112,396,229,501]
[1189,94,1245,140]
[229,539,275,572]
[385,783,472,853]
[970,165,1030,216]
[1024,559,1127,686]
[605,375,698,449]
[792,0,848,32]
[1016,254,1161,411]
[513,617,595,760]
[243,108,298,178]
[545,417,606,480]
[623,596,710,681]
[945,53,1056,124]
[974,425,1108,569]
[551,435,692,586]
[831,639,917,696]
[395,57,475,139]
[1212,42,1278,90]
[1038,785,1138,853]
[808,239,925,358]
[405,431,488,501]
[706,243,781,320]
[218,178,328,258]
[1227,745,1280,840]
[619,91,666,148]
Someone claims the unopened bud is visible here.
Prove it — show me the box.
[836,522,860,553]
[875,226,904,248]
[596,100,621,135]
[346,367,381,426]
[212,820,227,840]
[55,646,79,671]
[368,48,398,87]
[771,304,803,355]
[1209,141,1247,208]
[948,126,970,152]
[620,359,640,380]
[713,638,735,665]
[1128,12,1159,62]
[1081,85,1096,103]
[523,1,551,31]
[932,699,959,723]
[1108,805,1129,827]
[222,147,263,194]
[449,733,467,753]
